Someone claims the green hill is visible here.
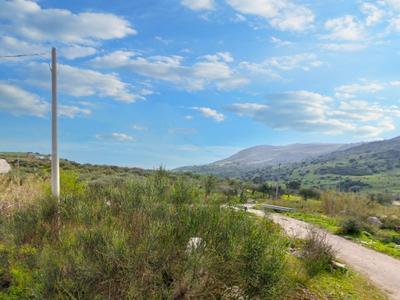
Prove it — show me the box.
[244,137,400,193]
[176,137,400,194]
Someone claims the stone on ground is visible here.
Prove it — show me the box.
[0,159,11,174]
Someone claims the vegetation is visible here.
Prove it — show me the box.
[0,171,290,299]
[256,191,400,259]
[0,153,388,299]
[301,228,335,276]
[177,136,400,195]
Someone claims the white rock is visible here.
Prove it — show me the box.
[0,159,11,174]
[367,216,383,227]
[332,260,347,270]
[186,237,204,253]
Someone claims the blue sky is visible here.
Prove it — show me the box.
[1,0,400,168]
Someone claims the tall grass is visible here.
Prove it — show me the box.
[321,191,379,218]
[0,174,45,216]
[0,170,291,299]
[321,190,400,224]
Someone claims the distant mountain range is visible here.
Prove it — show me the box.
[175,142,359,176]
[175,136,400,193]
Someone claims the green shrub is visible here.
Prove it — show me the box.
[171,178,197,205]
[299,188,320,201]
[0,178,291,299]
[381,215,400,230]
[340,218,363,235]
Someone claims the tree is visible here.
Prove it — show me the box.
[299,188,320,201]
[260,183,275,198]
[287,180,301,192]
[203,175,217,202]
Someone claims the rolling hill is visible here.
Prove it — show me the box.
[175,142,357,177]
[175,137,400,193]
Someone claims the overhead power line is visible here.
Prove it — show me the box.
[0,52,47,59]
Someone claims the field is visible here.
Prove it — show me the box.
[0,153,390,299]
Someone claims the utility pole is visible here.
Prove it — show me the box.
[51,47,60,198]
[275,163,281,200]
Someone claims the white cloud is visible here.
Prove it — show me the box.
[0,36,97,61]
[227,90,400,138]
[202,52,234,63]
[384,0,400,11]
[265,53,322,71]
[388,17,400,31]
[59,105,91,118]
[268,3,314,31]
[184,115,193,120]
[324,15,365,41]
[181,0,214,10]
[155,36,172,45]
[232,13,246,22]
[112,132,135,141]
[96,132,135,142]
[60,45,97,59]
[0,36,46,60]
[228,103,269,116]
[389,80,400,86]
[240,53,322,77]
[26,63,149,103]
[321,43,366,52]
[0,81,48,116]
[0,0,136,44]
[92,51,248,91]
[193,107,225,121]
[0,81,93,118]
[225,0,314,32]
[335,100,400,122]
[361,2,385,26]
[271,36,292,47]
[132,124,147,131]
[335,82,385,99]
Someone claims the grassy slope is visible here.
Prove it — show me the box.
[230,137,400,193]
[0,163,388,299]
[176,137,400,194]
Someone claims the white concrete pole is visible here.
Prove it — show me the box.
[51,47,60,197]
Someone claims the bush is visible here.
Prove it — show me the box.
[340,218,363,235]
[0,177,291,299]
[299,188,320,201]
[321,191,379,220]
[302,228,335,276]
[381,215,400,230]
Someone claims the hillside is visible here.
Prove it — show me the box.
[0,152,391,299]
[176,137,400,193]
[0,152,151,183]
[175,143,354,177]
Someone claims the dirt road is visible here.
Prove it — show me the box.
[243,204,400,300]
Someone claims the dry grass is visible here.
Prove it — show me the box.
[302,227,336,276]
[0,174,45,215]
[321,191,390,219]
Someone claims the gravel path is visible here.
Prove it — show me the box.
[243,204,400,300]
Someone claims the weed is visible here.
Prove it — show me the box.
[302,228,335,276]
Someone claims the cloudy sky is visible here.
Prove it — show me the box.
[1,0,400,168]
